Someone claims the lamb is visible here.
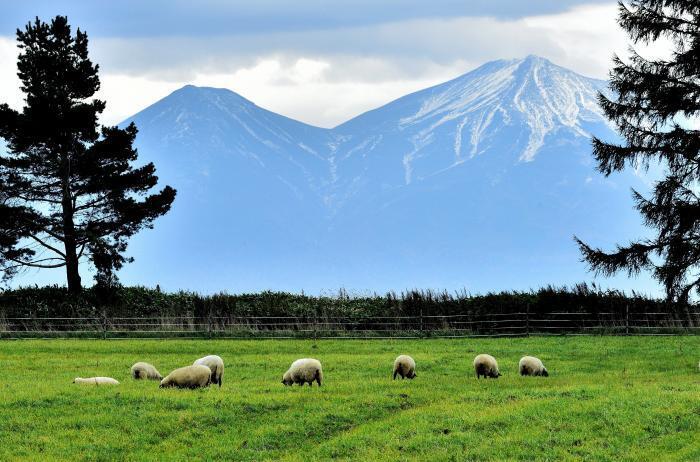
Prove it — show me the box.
[393,355,417,379]
[73,377,120,385]
[473,354,501,379]
[519,356,549,377]
[159,365,212,389]
[131,362,163,381]
[193,355,224,387]
[282,358,323,386]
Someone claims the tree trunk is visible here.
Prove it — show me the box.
[64,244,81,294]
[61,167,82,294]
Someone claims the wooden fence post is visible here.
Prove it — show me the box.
[625,304,629,336]
[207,309,212,339]
[420,309,424,338]
[526,303,530,337]
[102,310,108,340]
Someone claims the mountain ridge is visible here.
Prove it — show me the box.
[91,55,650,294]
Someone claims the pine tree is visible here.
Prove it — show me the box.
[0,16,176,293]
[576,1,700,303]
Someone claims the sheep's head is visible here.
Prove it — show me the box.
[407,370,416,379]
[542,368,549,377]
[282,371,294,386]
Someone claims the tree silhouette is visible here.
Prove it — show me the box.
[0,16,176,292]
[576,1,700,303]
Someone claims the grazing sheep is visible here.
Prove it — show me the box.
[193,355,224,387]
[473,354,501,379]
[73,377,120,385]
[282,358,323,387]
[519,356,549,377]
[131,362,163,381]
[160,365,212,389]
[393,355,417,380]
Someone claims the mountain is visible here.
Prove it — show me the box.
[43,55,651,293]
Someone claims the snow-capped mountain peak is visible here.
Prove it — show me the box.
[334,55,612,187]
[124,55,615,203]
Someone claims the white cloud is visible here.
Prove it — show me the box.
[0,37,21,110]
[0,4,683,128]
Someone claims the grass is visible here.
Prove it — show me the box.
[0,337,698,461]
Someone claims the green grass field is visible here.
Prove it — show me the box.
[0,337,698,461]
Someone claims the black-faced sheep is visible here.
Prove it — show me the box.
[519,356,549,377]
[160,365,212,389]
[473,354,501,379]
[193,355,224,387]
[393,355,417,379]
[282,358,323,386]
[131,362,163,380]
[73,377,120,385]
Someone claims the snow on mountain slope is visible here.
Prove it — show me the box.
[126,85,333,204]
[330,55,614,201]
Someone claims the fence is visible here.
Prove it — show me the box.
[1,307,699,339]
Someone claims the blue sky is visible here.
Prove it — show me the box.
[0,1,616,35]
[0,1,624,127]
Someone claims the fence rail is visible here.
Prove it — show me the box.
[1,309,699,338]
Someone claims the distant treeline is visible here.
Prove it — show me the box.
[0,284,687,319]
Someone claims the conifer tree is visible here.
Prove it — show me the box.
[576,1,700,303]
[0,16,176,292]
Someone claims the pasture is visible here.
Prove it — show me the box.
[0,337,698,461]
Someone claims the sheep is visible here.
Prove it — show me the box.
[193,355,224,387]
[393,355,417,380]
[473,354,501,379]
[282,358,323,387]
[519,356,549,377]
[73,377,120,385]
[159,365,212,389]
[131,362,163,381]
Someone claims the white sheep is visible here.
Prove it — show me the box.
[473,354,501,379]
[193,355,224,387]
[160,365,212,389]
[282,358,323,386]
[393,355,417,379]
[519,356,549,377]
[131,362,163,380]
[73,377,120,385]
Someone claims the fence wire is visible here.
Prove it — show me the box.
[0,310,699,339]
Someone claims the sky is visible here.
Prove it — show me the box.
[0,0,630,128]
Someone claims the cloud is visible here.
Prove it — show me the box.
[0,3,648,128]
[0,37,21,110]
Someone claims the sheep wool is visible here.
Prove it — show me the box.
[160,365,212,389]
[282,358,323,386]
[519,356,549,377]
[393,355,417,379]
[131,362,163,380]
[473,354,501,379]
[193,355,224,387]
[73,377,120,385]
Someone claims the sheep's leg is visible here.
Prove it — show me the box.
[393,370,398,380]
